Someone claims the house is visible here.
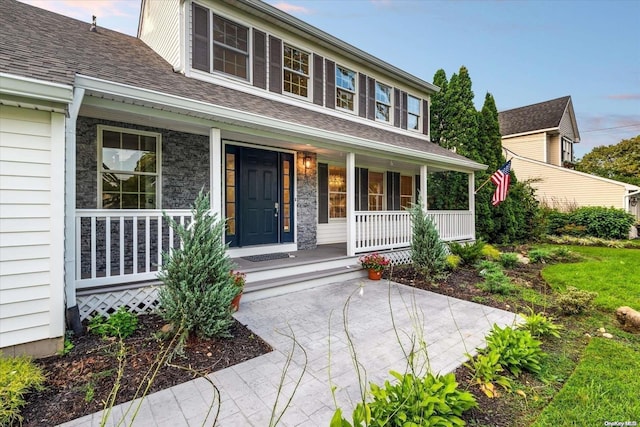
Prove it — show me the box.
[499,96,639,226]
[0,0,485,357]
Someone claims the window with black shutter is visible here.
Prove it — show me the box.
[192,4,210,72]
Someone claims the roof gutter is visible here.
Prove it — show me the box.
[0,72,74,108]
[75,74,483,171]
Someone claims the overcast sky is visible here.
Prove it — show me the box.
[19,0,640,158]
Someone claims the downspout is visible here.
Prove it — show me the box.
[64,87,84,335]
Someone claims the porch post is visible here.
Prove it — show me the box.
[346,152,356,256]
[420,165,428,211]
[468,172,476,239]
[64,87,84,334]
[209,128,222,218]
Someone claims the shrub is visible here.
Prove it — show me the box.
[446,254,461,270]
[545,210,571,235]
[571,206,634,240]
[448,240,485,265]
[528,248,552,263]
[410,200,448,278]
[557,223,587,237]
[481,244,501,260]
[518,311,562,338]
[477,261,513,294]
[482,324,546,377]
[499,252,519,269]
[0,354,45,426]
[464,351,513,398]
[158,191,238,349]
[88,306,138,339]
[331,371,477,426]
[556,286,598,315]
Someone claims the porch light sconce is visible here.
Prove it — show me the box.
[304,154,312,171]
[631,196,638,207]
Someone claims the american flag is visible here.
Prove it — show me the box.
[491,160,512,206]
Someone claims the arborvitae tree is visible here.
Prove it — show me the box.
[158,191,238,350]
[431,69,449,148]
[444,66,478,159]
[410,199,448,278]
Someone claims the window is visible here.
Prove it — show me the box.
[329,166,346,218]
[400,175,413,208]
[562,137,573,163]
[283,44,310,97]
[336,65,356,111]
[375,82,392,122]
[368,171,384,211]
[99,127,160,209]
[407,95,421,131]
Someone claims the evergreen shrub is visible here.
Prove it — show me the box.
[0,354,45,426]
[410,200,448,278]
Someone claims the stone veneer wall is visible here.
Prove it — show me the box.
[296,152,317,250]
[76,117,210,209]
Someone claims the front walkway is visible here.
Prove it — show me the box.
[60,279,518,426]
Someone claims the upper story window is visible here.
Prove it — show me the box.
[283,43,310,98]
[375,82,392,123]
[407,95,421,131]
[562,137,573,163]
[99,126,160,209]
[336,65,356,111]
[192,4,249,80]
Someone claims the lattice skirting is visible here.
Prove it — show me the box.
[384,249,412,266]
[77,286,161,321]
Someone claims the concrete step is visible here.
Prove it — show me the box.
[242,256,360,283]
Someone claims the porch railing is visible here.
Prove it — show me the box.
[75,209,192,289]
[354,210,474,253]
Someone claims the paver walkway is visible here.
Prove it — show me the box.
[60,279,518,426]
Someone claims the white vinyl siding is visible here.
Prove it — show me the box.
[139,0,181,69]
[317,222,347,244]
[0,105,65,349]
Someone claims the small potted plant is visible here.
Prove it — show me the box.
[230,270,246,311]
[359,252,390,280]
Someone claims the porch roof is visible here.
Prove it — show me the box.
[0,0,485,171]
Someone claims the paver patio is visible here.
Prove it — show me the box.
[59,279,518,426]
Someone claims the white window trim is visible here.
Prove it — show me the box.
[374,80,393,124]
[97,125,162,209]
[282,42,312,101]
[407,94,422,133]
[335,64,358,115]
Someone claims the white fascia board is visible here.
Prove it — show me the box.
[502,128,559,139]
[75,74,484,171]
[505,148,640,191]
[0,73,73,105]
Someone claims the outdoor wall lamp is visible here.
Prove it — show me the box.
[304,154,312,171]
[630,196,638,207]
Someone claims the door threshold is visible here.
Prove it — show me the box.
[227,243,297,258]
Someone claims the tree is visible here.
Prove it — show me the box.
[575,136,640,186]
[410,199,448,278]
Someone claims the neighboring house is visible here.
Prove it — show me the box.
[0,0,485,356]
[499,96,639,225]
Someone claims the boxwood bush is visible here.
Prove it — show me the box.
[545,206,634,240]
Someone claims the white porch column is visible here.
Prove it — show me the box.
[469,172,476,239]
[64,88,84,311]
[346,152,356,256]
[420,165,428,211]
[209,128,222,218]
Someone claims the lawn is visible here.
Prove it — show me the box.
[541,245,640,311]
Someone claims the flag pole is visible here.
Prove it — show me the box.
[474,157,512,194]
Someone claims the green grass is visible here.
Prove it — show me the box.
[532,338,640,426]
[540,245,640,311]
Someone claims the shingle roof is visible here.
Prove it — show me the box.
[0,0,478,167]
[498,96,571,136]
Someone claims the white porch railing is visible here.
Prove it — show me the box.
[354,210,474,253]
[75,209,192,289]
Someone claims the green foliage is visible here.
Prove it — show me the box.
[518,311,562,338]
[482,324,546,377]
[57,331,74,356]
[448,240,485,266]
[446,254,461,270]
[545,234,640,248]
[464,351,513,398]
[556,286,598,315]
[575,135,640,187]
[545,207,634,240]
[480,244,501,260]
[332,371,477,427]
[410,201,448,278]
[158,191,238,346]
[88,306,138,339]
[477,261,513,294]
[528,248,552,264]
[499,252,519,269]
[0,354,45,426]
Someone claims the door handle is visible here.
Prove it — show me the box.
[274,202,279,217]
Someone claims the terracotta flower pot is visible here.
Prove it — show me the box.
[231,293,242,311]
[368,269,383,280]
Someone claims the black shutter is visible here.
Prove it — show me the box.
[313,54,324,106]
[367,77,376,120]
[358,73,367,118]
[253,30,267,89]
[401,91,408,130]
[318,163,329,223]
[386,172,400,210]
[358,168,369,211]
[325,60,335,109]
[393,88,400,127]
[422,99,430,135]
[192,4,210,72]
[269,36,282,93]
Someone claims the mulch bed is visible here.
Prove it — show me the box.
[21,317,272,427]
